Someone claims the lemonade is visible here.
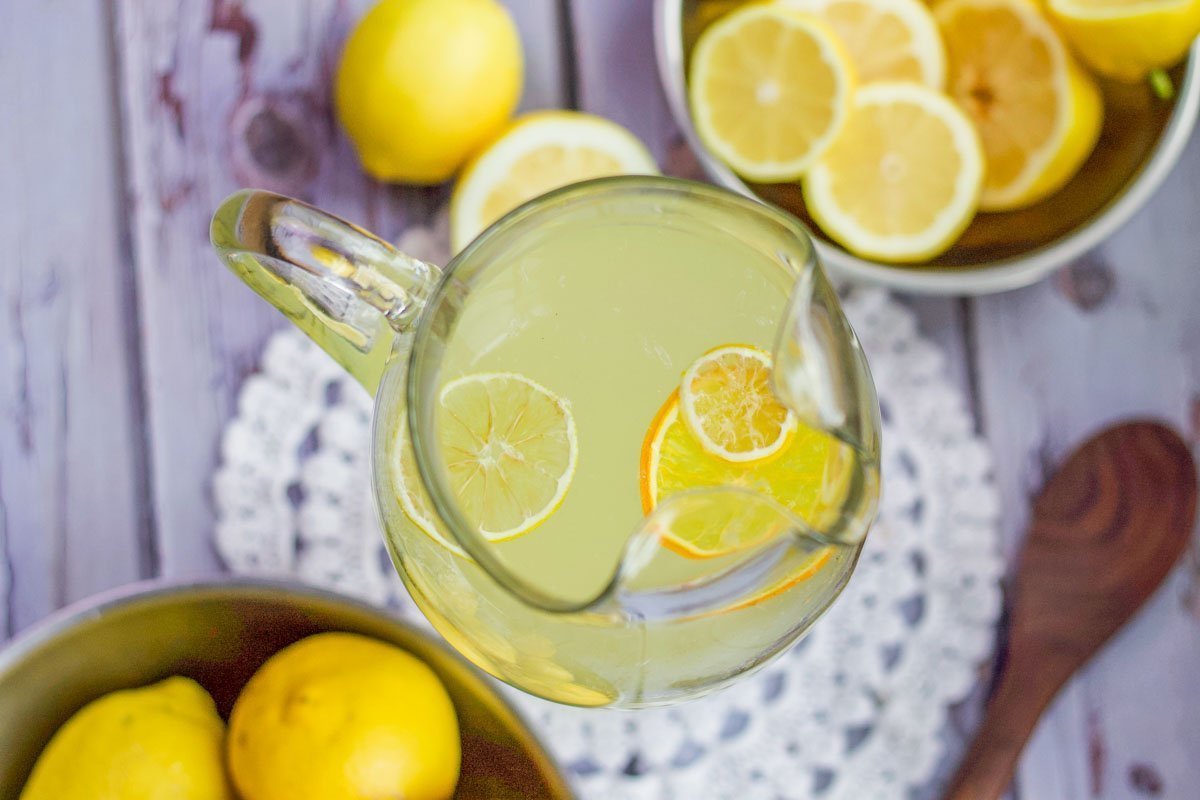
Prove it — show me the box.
[213,176,880,706]
[373,182,879,705]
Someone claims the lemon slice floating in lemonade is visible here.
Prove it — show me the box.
[395,372,577,549]
[642,347,850,583]
[680,345,798,463]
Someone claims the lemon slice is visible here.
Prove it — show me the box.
[640,389,848,564]
[393,372,577,548]
[688,5,855,182]
[679,345,797,463]
[1046,0,1200,81]
[780,0,946,88]
[804,82,985,262]
[450,111,658,252]
[937,0,1103,212]
[436,373,577,541]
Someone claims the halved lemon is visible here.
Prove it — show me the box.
[688,4,855,182]
[641,391,849,557]
[680,345,797,463]
[1046,0,1200,82]
[395,372,577,547]
[449,111,658,252]
[804,82,985,262]
[936,0,1103,212]
[780,0,946,88]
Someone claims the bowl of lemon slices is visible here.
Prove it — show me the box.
[656,0,1200,294]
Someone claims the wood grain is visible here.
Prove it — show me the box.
[971,132,1200,799]
[111,0,566,579]
[0,0,146,637]
[945,421,1197,799]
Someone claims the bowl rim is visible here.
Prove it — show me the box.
[653,0,1200,296]
[0,576,575,797]
[0,576,399,675]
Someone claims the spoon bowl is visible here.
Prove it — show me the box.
[945,420,1198,798]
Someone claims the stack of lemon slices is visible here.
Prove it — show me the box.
[639,345,849,602]
[685,0,1183,264]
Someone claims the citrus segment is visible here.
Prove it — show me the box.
[804,82,984,261]
[936,0,1103,211]
[437,373,577,541]
[680,345,797,463]
[1046,0,1200,81]
[450,111,658,251]
[688,5,855,181]
[781,0,946,88]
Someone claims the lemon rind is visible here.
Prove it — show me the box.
[1047,0,1194,19]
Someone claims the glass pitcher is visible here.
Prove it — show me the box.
[211,176,880,707]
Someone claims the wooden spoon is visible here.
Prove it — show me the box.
[944,420,1197,799]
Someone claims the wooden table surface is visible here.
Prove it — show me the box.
[1,2,1197,797]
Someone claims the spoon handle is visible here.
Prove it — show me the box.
[942,654,1061,800]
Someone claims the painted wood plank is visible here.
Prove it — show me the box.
[111,0,567,579]
[0,0,146,637]
[972,133,1200,799]
[506,0,571,110]
[112,0,423,579]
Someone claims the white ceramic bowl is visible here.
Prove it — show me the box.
[655,0,1200,295]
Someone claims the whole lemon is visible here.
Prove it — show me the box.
[335,0,523,183]
[228,632,461,800]
[20,676,233,800]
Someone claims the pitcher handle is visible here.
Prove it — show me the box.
[210,190,440,393]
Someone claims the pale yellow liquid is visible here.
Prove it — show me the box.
[377,202,875,706]
[442,219,855,601]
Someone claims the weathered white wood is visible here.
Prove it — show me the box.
[112,0,567,578]
[973,133,1200,799]
[0,0,145,637]
[568,0,683,166]
[506,0,570,111]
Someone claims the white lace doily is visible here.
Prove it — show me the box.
[214,219,1003,799]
